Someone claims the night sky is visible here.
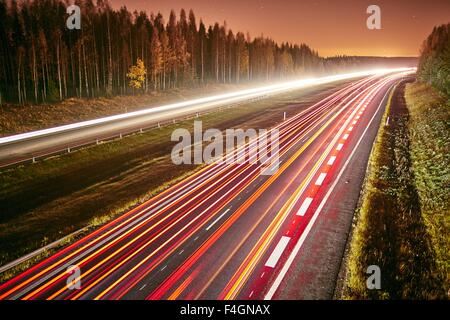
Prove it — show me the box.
[110,0,450,57]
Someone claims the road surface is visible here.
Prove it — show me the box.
[0,69,410,168]
[0,70,413,300]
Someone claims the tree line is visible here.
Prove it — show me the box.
[0,0,326,104]
[417,23,450,97]
[0,0,415,105]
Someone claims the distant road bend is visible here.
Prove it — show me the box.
[0,68,413,168]
[0,68,415,300]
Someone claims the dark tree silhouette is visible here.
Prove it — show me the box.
[417,23,450,96]
[0,0,413,105]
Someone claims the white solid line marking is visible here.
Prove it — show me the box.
[343,134,349,140]
[206,209,230,231]
[140,284,147,291]
[249,291,254,298]
[179,249,184,255]
[327,156,336,165]
[336,143,344,151]
[297,197,313,216]
[161,265,167,271]
[265,236,291,268]
[264,81,396,300]
[315,173,327,186]
[348,126,353,131]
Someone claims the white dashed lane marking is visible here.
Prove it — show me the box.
[265,236,291,268]
[315,173,327,186]
[327,156,336,165]
[297,197,313,216]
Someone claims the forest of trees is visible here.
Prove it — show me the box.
[0,0,327,104]
[0,0,417,105]
[417,23,450,97]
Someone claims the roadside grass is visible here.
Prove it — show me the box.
[404,82,450,290]
[343,82,447,299]
[0,166,201,283]
[0,83,253,137]
[0,80,348,280]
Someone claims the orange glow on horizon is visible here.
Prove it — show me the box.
[110,0,450,57]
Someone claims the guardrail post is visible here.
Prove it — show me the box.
[158,122,160,128]
[140,128,143,133]
[119,133,122,139]
[32,157,36,163]
[283,112,286,121]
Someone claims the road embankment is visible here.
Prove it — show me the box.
[341,81,449,299]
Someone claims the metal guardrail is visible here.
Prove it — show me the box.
[0,227,88,274]
[0,94,270,169]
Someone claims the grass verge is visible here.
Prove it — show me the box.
[404,82,450,292]
[0,166,200,283]
[342,81,448,299]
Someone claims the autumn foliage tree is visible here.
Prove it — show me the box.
[127,58,146,90]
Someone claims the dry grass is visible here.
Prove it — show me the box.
[343,82,448,299]
[0,83,253,137]
[404,82,450,290]
[0,166,201,283]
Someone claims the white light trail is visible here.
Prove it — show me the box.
[0,68,415,145]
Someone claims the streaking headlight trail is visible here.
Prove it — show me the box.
[0,68,415,145]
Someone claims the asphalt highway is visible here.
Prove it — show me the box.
[0,70,413,300]
[0,69,411,168]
